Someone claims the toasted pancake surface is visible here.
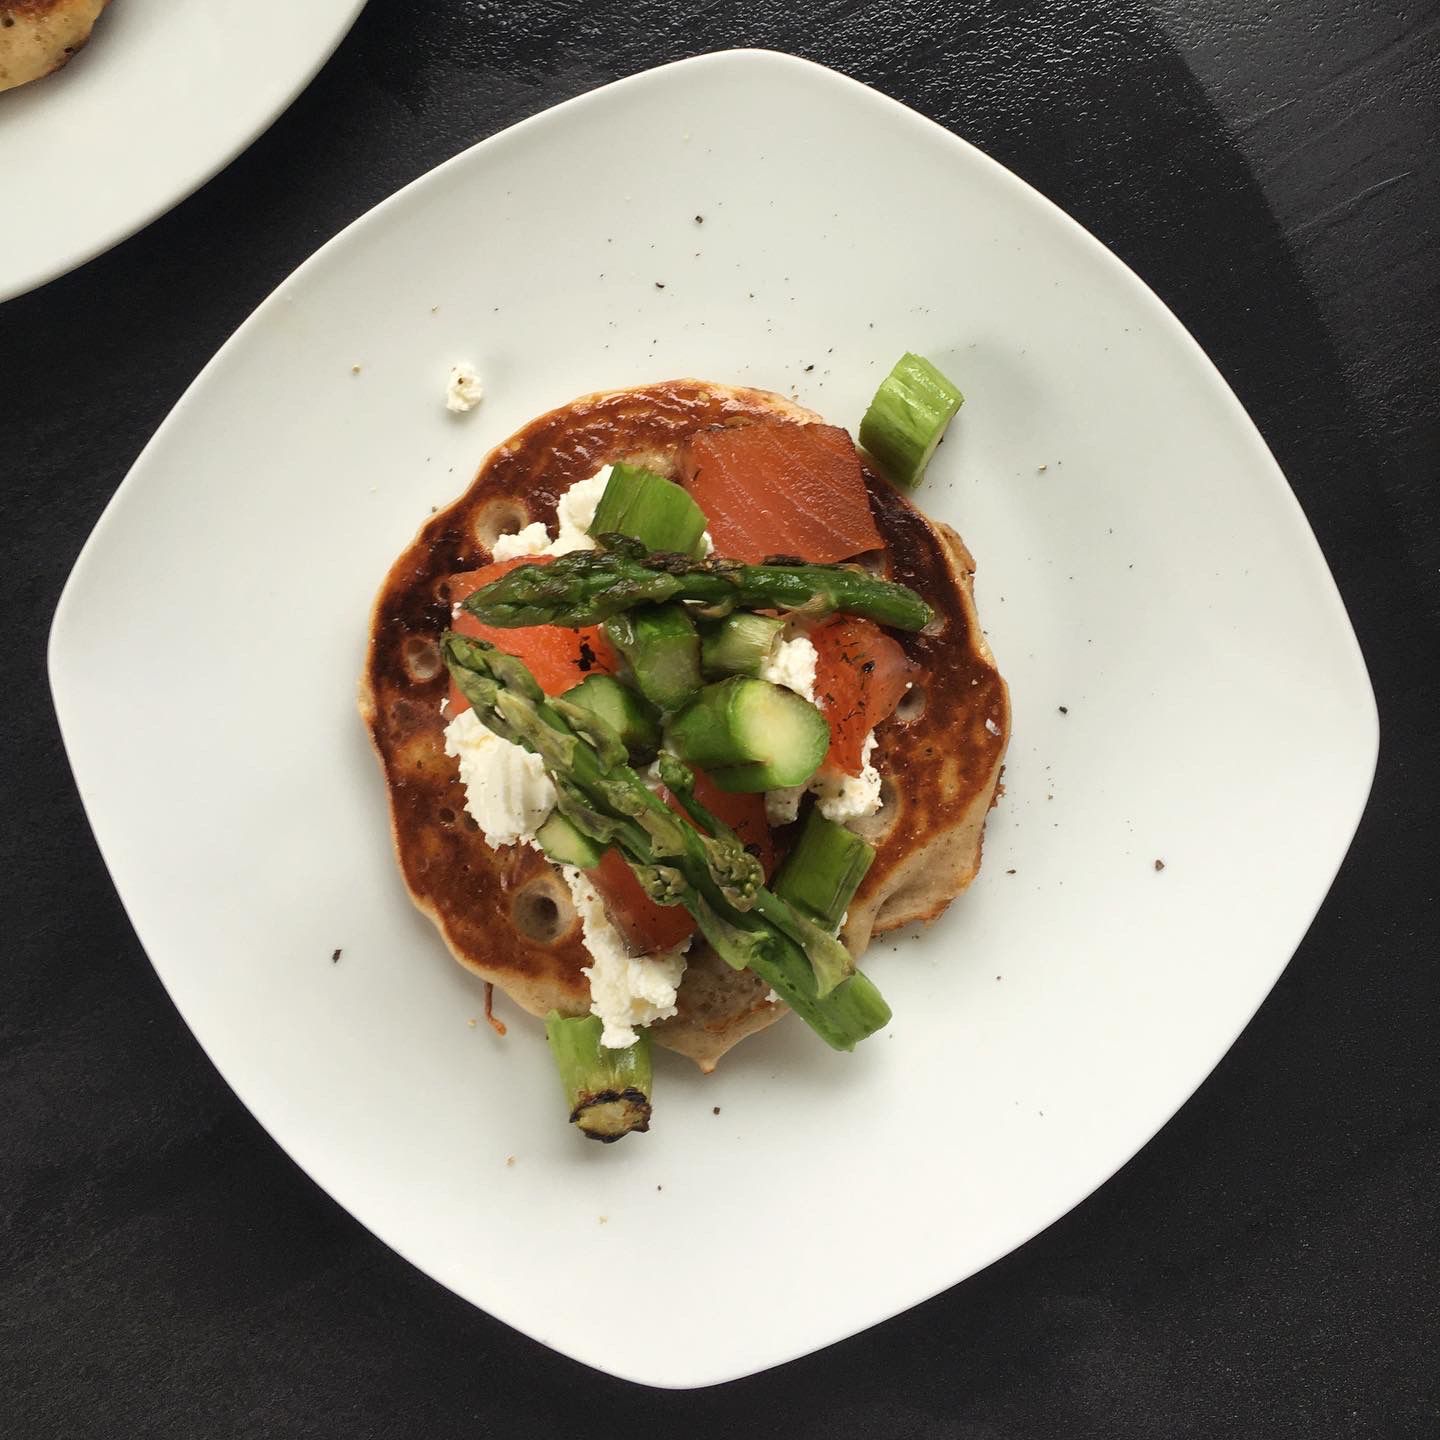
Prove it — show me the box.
[361,381,1008,1070]
[0,0,109,92]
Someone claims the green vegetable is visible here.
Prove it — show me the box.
[559,674,662,762]
[534,812,605,869]
[686,890,883,1016]
[699,612,784,678]
[772,807,874,931]
[656,752,856,995]
[667,676,830,793]
[462,537,932,632]
[544,1013,653,1142]
[443,633,890,1037]
[590,463,709,557]
[858,352,963,490]
[603,605,702,712]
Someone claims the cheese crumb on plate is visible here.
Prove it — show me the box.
[445,363,484,413]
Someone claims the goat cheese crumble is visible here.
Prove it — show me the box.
[444,364,484,413]
[490,521,549,561]
[813,731,883,822]
[765,729,883,826]
[490,468,612,560]
[760,634,818,703]
[443,708,555,846]
[563,866,688,1048]
[764,785,806,826]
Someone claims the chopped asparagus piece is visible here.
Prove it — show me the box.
[858,352,964,490]
[603,604,702,712]
[544,1013,652,1142]
[590,463,709,557]
[699,612,785,678]
[534,812,605,869]
[667,677,830,793]
[462,537,933,631]
[559,674,662,762]
[772,806,875,930]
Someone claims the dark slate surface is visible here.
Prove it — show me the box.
[2,2,1436,1434]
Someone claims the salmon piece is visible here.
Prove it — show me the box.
[680,423,883,563]
[446,561,617,703]
[685,771,778,876]
[590,849,697,953]
[812,618,922,775]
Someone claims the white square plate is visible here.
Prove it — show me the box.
[49,51,1377,1387]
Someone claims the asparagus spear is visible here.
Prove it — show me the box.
[443,633,890,1041]
[545,1013,653,1141]
[603,605,703,711]
[656,754,857,996]
[558,674,662,762]
[534,812,605,869]
[667,676,830,792]
[461,537,932,632]
[699,612,785,677]
[446,634,763,912]
[590,463,709,557]
[773,807,875,931]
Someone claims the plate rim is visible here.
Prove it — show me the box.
[47,47,1381,1388]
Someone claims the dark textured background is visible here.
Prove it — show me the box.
[3,2,1437,1434]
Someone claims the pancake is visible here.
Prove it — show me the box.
[0,0,110,92]
[360,380,1009,1071]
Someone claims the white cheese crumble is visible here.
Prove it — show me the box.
[563,866,687,1048]
[767,730,884,826]
[489,468,613,561]
[552,467,611,553]
[444,364,484,413]
[443,708,555,847]
[765,785,806,827]
[813,731,883,822]
[491,522,551,561]
[761,634,818,702]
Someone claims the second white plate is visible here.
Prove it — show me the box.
[50,51,1377,1387]
[0,0,365,302]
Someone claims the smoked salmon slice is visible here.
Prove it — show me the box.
[680,423,883,564]
[445,560,617,703]
[811,618,921,775]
